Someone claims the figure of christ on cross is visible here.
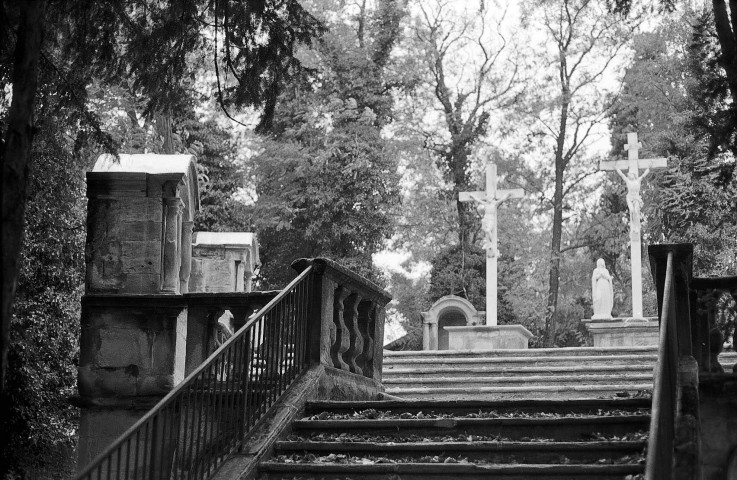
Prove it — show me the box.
[599,132,668,319]
[459,162,524,326]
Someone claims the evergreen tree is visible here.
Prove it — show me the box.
[252,0,404,288]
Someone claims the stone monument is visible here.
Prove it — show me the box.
[598,132,668,320]
[584,133,665,346]
[591,259,614,320]
[421,161,533,350]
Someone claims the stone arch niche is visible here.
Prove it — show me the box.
[422,295,483,350]
[86,154,200,294]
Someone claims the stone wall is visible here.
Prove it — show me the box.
[699,376,737,480]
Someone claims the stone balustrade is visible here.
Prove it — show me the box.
[690,275,737,373]
[292,258,390,384]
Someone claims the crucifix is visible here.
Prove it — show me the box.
[460,162,524,326]
[599,132,668,319]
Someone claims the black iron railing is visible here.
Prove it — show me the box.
[74,266,316,480]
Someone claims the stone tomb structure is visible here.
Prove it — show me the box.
[86,153,199,295]
[77,154,270,468]
[190,231,260,293]
[422,295,532,350]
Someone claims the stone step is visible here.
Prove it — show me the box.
[719,351,736,370]
[384,346,658,359]
[291,415,650,441]
[383,374,654,388]
[383,364,654,377]
[305,398,651,416]
[385,384,653,401]
[274,440,646,464]
[383,354,658,369]
[258,462,645,479]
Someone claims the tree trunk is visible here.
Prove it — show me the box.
[155,110,175,154]
[544,91,570,347]
[545,165,564,346]
[1,0,46,394]
[712,0,737,102]
[452,147,475,245]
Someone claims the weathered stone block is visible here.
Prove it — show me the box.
[77,408,143,470]
[190,258,233,293]
[121,241,162,273]
[120,273,161,293]
[445,325,533,350]
[96,327,150,368]
[106,197,163,223]
[137,373,176,394]
[582,317,659,347]
[700,392,737,480]
[78,364,138,397]
[118,221,163,242]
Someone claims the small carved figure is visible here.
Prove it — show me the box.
[591,259,614,319]
[469,192,514,258]
[615,168,650,232]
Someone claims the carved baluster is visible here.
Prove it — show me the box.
[344,294,364,375]
[331,286,350,371]
[357,301,376,378]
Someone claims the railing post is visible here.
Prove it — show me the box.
[647,243,700,480]
[649,244,694,355]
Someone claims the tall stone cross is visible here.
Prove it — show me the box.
[459,162,524,326]
[599,132,668,319]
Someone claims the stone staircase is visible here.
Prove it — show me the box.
[254,349,737,479]
[382,346,659,400]
[258,398,650,479]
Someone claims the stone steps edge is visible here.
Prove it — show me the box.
[275,440,647,450]
[382,355,658,364]
[292,415,651,430]
[306,398,652,411]
[383,364,654,377]
[382,375,654,385]
[385,384,653,394]
[258,462,645,474]
[383,346,658,357]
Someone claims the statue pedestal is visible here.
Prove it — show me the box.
[582,317,659,347]
[444,325,533,350]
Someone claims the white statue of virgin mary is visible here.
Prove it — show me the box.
[591,258,614,319]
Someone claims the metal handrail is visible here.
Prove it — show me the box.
[645,251,676,479]
[75,265,315,480]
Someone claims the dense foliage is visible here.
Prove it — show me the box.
[609,10,737,275]
[0,112,88,478]
[252,0,403,288]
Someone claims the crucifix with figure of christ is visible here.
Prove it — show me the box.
[460,162,524,326]
[599,132,668,320]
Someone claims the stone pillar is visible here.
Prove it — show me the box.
[423,321,430,350]
[162,197,183,294]
[422,313,439,351]
[179,221,194,294]
[236,261,246,292]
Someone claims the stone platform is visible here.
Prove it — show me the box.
[582,317,659,347]
[444,325,533,350]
